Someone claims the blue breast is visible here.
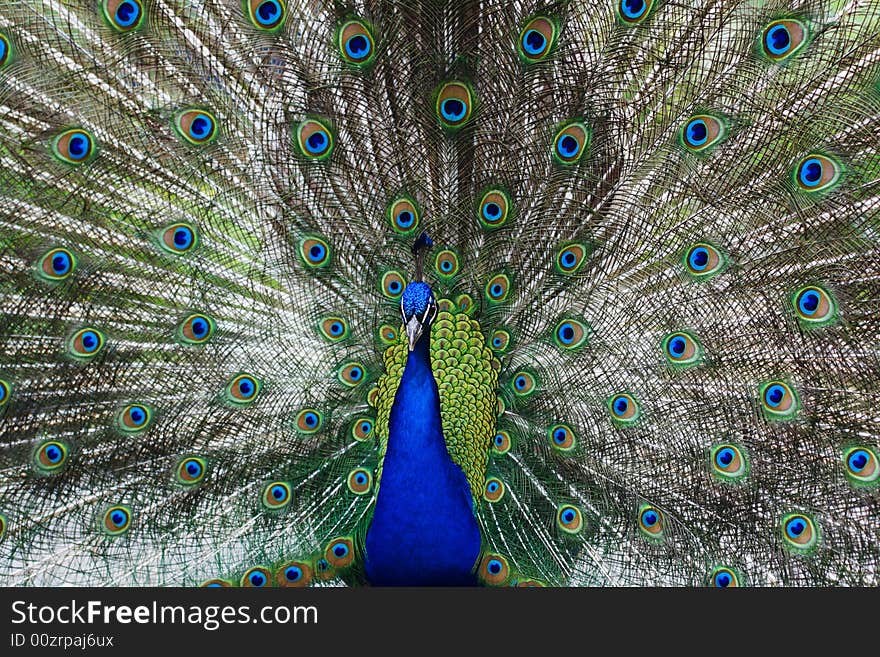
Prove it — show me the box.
[364,337,482,586]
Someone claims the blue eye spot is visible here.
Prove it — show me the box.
[306,131,327,153]
[361,422,371,434]
[764,384,785,407]
[396,210,414,228]
[558,135,579,157]
[68,135,89,160]
[798,291,819,314]
[174,228,193,249]
[271,485,286,500]
[670,337,685,355]
[285,566,301,581]
[130,407,145,424]
[715,572,731,588]
[116,1,140,27]
[562,251,575,266]
[614,398,628,415]
[686,119,708,146]
[249,571,266,586]
[621,0,647,19]
[257,1,281,25]
[798,158,823,187]
[849,450,869,472]
[304,412,318,427]
[689,247,709,270]
[642,511,657,526]
[111,511,126,527]
[786,519,805,538]
[562,510,575,523]
[716,448,734,467]
[190,116,212,140]
[441,99,465,122]
[346,34,370,59]
[487,559,503,575]
[191,319,207,337]
[389,281,401,293]
[766,24,791,55]
[81,331,99,352]
[52,253,71,275]
[522,29,546,55]
[515,376,526,390]
[333,543,349,558]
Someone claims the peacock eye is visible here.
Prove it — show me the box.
[485,273,511,303]
[710,567,739,588]
[434,250,460,279]
[178,313,215,345]
[478,189,511,229]
[176,456,207,485]
[684,242,725,278]
[556,504,584,534]
[662,331,702,367]
[518,16,557,62]
[347,468,373,495]
[492,430,511,454]
[242,566,272,587]
[68,328,106,359]
[295,408,323,433]
[436,82,474,128]
[296,119,334,159]
[638,504,664,537]
[552,122,589,164]
[553,318,588,350]
[843,446,878,485]
[225,373,262,405]
[117,404,152,433]
[387,197,420,234]
[338,362,366,387]
[510,370,537,397]
[380,270,406,299]
[618,0,654,24]
[102,0,145,32]
[548,423,576,452]
[0,32,11,68]
[276,561,311,587]
[556,242,588,274]
[325,537,355,569]
[761,19,808,62]
[174,109,218,145]
[300,236,331,268]
[352,417,374,440]
[262,481,292,509]
[102,505,132,536]
[52,128,95,165]
[490,329,511,353]
[483,477,505,502]
[38,247,76,282]
[35,440,69,473]
[794,154,841,193]
[710,443,748,480]
[792,285,836,326]
[246,0,286,30]
[781,513,818,552]
[160,223,198,255]
[759,381,798,419]
[338,19,374,66]
[681,115,726,152]
[609,392,639,425]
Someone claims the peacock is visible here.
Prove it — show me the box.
[0,0,878,588]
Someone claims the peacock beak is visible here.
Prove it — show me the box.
[405,315,424,351]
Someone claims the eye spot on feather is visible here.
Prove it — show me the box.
[387,197,420,234]
[552,122,589,164]
[295,408,323,433]
[761,19,807,62]
[174,109,218,145]
[794,154,841,193]
[434,250,460,279]
[245,0,286,30]
[325,537,355,569]
[681,115,726,152]
[200,578,232,588]
[262,481,292,510]
[759,381,798,420]
[277,561,312,587]
[314,557,335,581]
[352,417,374,441]
[378,324,397,345]
[478,189,511,229]
[490,329,511,353]
[225,373,262,405]
[299,236,331,268]
[102,505,132,536]
[38,247,76,282]
[710,567,740,588]
[338,19,374,66]
[52,128,95,165]
[455,294,474,314]
[609,392,639,425]
[553,318,588,350]
[683,242,724,278]
[34,440,69,473]
[0,379,10,407]
[176,456,207,485]
[380,270,406,299]
[638,504,664,538]
[781,513,818,552]
[117,404,152,433]
[68,328,106,360]
[662,331,702,367]
[483,477,505,502]
[347,468,373,495]
[436,82,474,129]
[556,504,584,534]
[242,566,272,587]
[338,362,366,387]
[159,222,198,255]
[548,424,576,452]
[319,317,349,342]
[478,553,510,586]
[485,273,511,303]
[709,443,748,481]
[556,242,588,274]
[0,33,11,68]
[793,285,836,326]
[492,430,511,454]
[843,446,878,486]
[178,313,215,345]
[618,0,653,23]
[510,370,537,397]
[102,0,144,32]
[518,16,557,62]
[296,119,334,159]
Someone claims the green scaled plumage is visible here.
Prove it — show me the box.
[0,0,879,587]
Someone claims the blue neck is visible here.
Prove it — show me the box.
[364,332,481,586]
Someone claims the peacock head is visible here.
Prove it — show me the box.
[401,232,438,351]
